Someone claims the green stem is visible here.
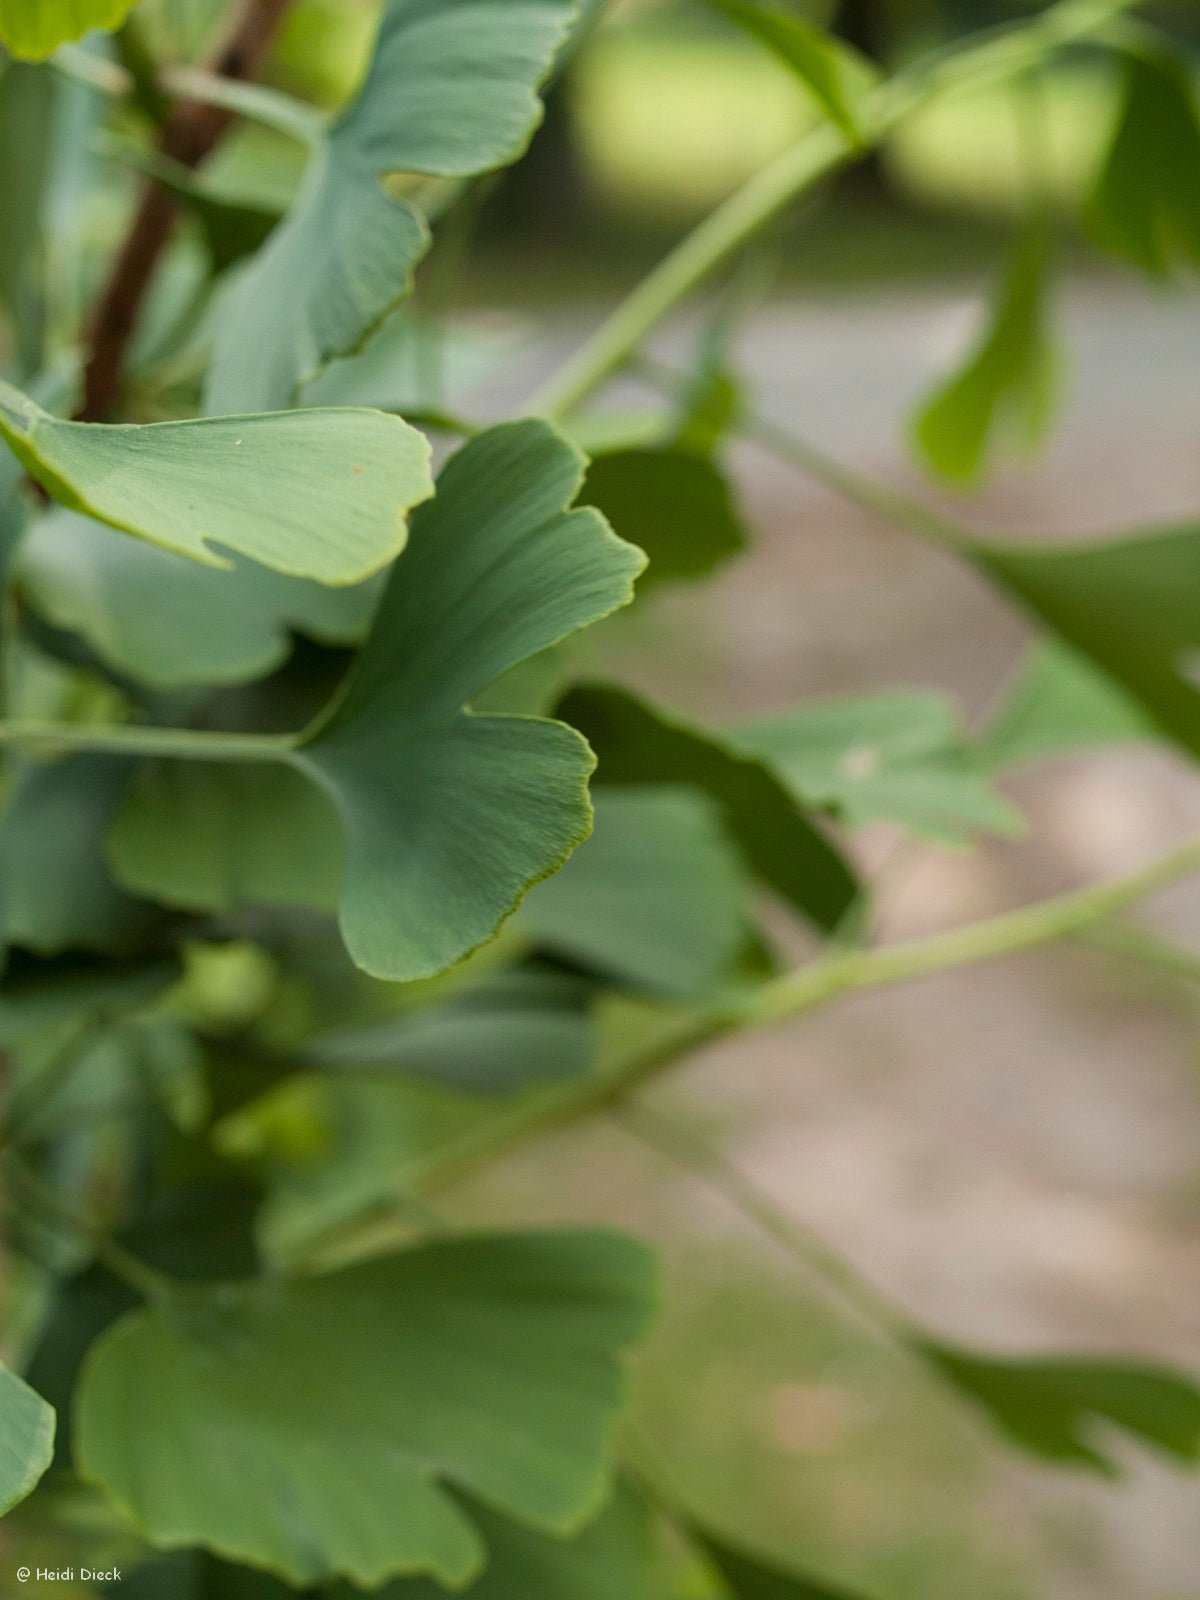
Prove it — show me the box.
[3,1154,168,1301]
[531,0,1140,420]
[423,829,1200,1192]
[0,721,294,763]
[1074,919,1200,985]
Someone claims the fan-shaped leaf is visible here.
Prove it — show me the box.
[557,684,857,932]
[731,690,1021,845]
[290,421,645,979]
[19,509,380,688]
[916,1339,1200,1475]
[0,379,433,581]
[974,522,1200,763]
[693,1526,869,1600]
[518,787,750,995]
[0,0,140,58]
[206,0,578,413]
[702,1,874,144]
[0,1363,54,1516]
[913,228,1058,486]
[76,1230,657,1587]
[984,642,1155,770]
[580,447,747,589]
[304,968,596,1093]
[1087,48,1200,278]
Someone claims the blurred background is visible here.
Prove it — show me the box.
[127,1,1200,1594]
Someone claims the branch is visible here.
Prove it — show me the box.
[79,0,295,421]
[420,830,1200,1195]
[530,0,1140,421]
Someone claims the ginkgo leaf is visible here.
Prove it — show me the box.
[912,228,1058,487]
[76,1230,657,1587]
[518,787,750,996]
[116,1484,657,1599]
[304,968,596,1093]
[984,641,1155,770]
[205,0,578,413]
[289,422,645,980]
[581,448,747,589]
[0,0,140,58]
[692,1526,869,1600]
[0,378,433,581]
[18,509,380,689]
[365,1482,658,1600]
[0,1363,55,1516]
[1087,48,1200,278]
[557,684,858,932]
[0,756,151,956]
[730,690,1022,845]
[973,521,1200,764]
[702,0,875,144]
[916,1339,1200,1475]
[107,422,644,981]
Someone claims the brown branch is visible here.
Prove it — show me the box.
[79,0,295,421]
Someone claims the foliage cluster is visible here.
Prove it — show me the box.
[3,1,1200,1596]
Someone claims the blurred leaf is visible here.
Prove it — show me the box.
[1087,48,1200,278]
[304,968,596,1093]
[18,509,379,689]
[916,1339,1200,1475]
[77,1230,657,1587]
[974,522,1200,763]
[206,0,578,412]
[0,955,177,1047]
[558,684,858,933]
[913,228,1058,487]
[984,641,1156,770]
[519,787,750,996]
[702,1,874,144]
[0,0,140,58]
[0,1363,55,1515]
[0,756,151,956]
[731,690,1022,845]
[364,1482,658,1600]
[110,763,343,912]
[0,60,54,332]
[693,1527,870,1600]
[581,448,747,589]
[0,380,433,582]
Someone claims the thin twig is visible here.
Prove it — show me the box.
[80,0,296,420]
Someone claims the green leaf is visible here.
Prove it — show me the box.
[304,968,596,1093]
[18,509,380,689]
[912,228,1058,487]
[984,642,1156,770]
[0,1363,54,1516]
[557,684,858,933]
[916,1339,1200,1475]
[289,422,645,980]
[109,762,343,912]
[973,522,1200,764]
[1087,48,1200,278]
[730,690,1022,845]
[205,0,578,413]
[580,448,747,590]
[701,1,874,145]
[0,0,140,58]
[76,1230,657,1587]
[364,1482,658,1600]
[0,756,151,956]
[693,1527,869,1600]
[518,787,750,996]
[0,379,433,582]
[110,424,642,981]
